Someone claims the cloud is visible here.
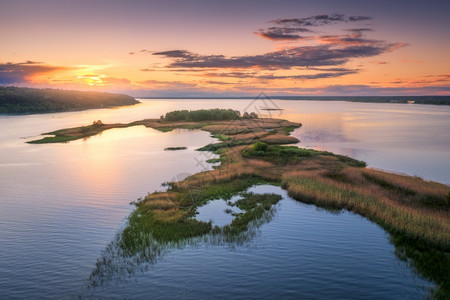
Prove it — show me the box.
[0,61,69,85]
[345,28,373,33]
[400,58,423,64]
[256,70,358,80]
[399,73,450,85]
[102,77,131,86]
[203,68,357,80]
[270,13,371,27]
[129,49,153,55]
[137,79,198,89]
[257,14,372,42]
[371,61,389,65]
[230,84,450,96]
[134,13,410,92]
[348,16,372,22]
[152,42,404,70]
[316,84,450,95]
[255,27,312,41]
[203,71,258,78]
[153,50,195,58]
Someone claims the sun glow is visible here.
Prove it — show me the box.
[77,74,106,86]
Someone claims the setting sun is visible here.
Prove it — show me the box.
[77,74,106,86]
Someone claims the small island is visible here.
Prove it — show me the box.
[0,86,139,114]
[28,108,450,297]
[164,147,187,151]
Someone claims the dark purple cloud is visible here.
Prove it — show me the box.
[348,16,372,22]
[256,27,312,41]
[270,13,371,27]
[152,42,404,69]
[203,68,357,80]
[258,14,372,41]
[256,70,358,80]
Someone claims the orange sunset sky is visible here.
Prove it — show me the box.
[1,0,449,97]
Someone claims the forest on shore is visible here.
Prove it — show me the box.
[0,86,139,114]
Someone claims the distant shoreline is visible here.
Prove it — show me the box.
[138,95,450,105]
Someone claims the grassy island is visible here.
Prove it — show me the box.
[0,86,139,114]
[29,108,450,297]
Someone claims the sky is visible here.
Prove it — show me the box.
[1,0,449,97]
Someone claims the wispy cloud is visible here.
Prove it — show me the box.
[270,14,371,27]
[202,68,357,80]
[0,61,69,85]
[255,27,313,41]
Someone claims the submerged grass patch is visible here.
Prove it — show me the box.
[221,193,282,235]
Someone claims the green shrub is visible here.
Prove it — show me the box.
[252,142,268,152]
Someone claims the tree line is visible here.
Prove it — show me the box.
[163,109,258,121]
[0,86,139,114]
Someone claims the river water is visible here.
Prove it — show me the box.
[0,99,448,298]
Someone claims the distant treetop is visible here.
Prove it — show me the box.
[163,108,258,122]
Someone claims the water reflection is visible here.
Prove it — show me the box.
[84,185,445,299]
[86,200,277,289]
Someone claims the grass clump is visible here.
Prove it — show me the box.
[197,140,248,152]
[122,208,211,245]
[222,193,282,235]
[206,158,221,163]
[243,144,317,164]
[242,143,367,167]
[27,135,78,144]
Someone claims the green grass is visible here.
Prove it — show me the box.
[123,176,272,245]
[122,209,212,245]
[280,125,298,135]
[211,134,230,141]
[242,143,367,167]
[27,135,78,144]
[222,193,282,235]
[197,140,249,152]
[177,176,267,208]
[206,158,221,163]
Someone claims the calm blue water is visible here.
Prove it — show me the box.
[0,99,447,299]
[81,186,432,299]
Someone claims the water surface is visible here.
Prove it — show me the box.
[0,99,447,298]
